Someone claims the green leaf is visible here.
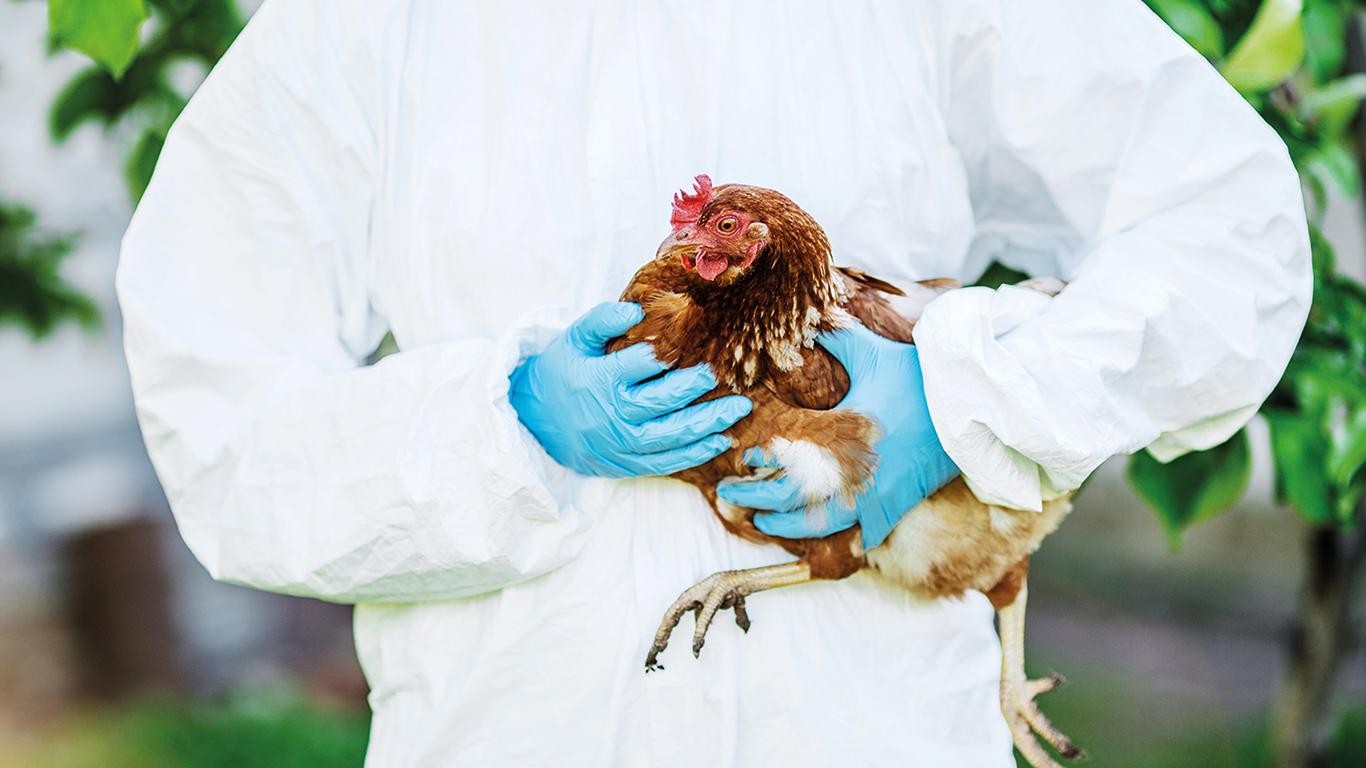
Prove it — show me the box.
[1220,0,1305,93]
[149,0,205,19]
[1318,278,1366,365]
[1304,139,1360,199]
[164,0,246,61]
[1301,0,1347,83]
[1128,429,1251,550]
[1289,347,1366,407]
[1265,408,1336,526]
[125,129,166,204]
[1339,467,1366,526]
[48,0,151,81]
[0,201,99,340]
[971,261,1030,290]
[1149,0,1226,59]
[49,53,183,143]
[49,66,122,141]
[1301,272,1366,374]
[1308,220,1336,277]
[1304,171,1328,221]
[368,331,400,364]
[1328,405,1366,486]
[1298,74,1366,138]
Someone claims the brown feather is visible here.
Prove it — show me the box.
[837,266,906,296]
[617,181,1068,597]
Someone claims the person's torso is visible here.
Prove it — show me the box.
[367,0,978,352]
[349,2,1008,765]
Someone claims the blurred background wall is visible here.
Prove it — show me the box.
[0,0,366,752]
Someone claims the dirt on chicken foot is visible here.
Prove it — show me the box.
[645,563,812,672]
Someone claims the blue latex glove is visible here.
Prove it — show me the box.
[509,302,752,478]
[716,324,959,548]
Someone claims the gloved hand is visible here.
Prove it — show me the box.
[509,302,752,478]
[716,324,959,548]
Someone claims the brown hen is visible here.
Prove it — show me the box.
[613,176,1079,768]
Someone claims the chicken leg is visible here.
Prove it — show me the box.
[998,576,1083,767]
[645,562,813,671]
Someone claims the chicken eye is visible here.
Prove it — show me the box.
[717,217,738,234]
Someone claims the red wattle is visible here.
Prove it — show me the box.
[697,252,728,281]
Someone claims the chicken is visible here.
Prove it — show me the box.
[610,175,1080,768]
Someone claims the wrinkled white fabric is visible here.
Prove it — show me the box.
[116,0,1309,765]
[910,1,1310,511]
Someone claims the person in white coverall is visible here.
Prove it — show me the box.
[117,0,1310,764]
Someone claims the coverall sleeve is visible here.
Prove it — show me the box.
[911,0,1313,512]
[117,0,591,603]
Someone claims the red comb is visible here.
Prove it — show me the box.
[670,174,714,228]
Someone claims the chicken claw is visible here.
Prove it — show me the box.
[645,562,812,671]
[999,579,1084,768]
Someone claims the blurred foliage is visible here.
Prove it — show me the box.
[0,200,98,339]
[5,692,368,768]
[1262,227,1366,527]
[367,331,400,365]
[1132,0,1366,542]
[2,0,244,341]
[972,261,1032,290]
[129,698,368,768]
[47,0,150,81]
[1129,430,1251,549]
[45,0,245,202]
[2,0,245,342]
[1007,656,1366,768]
[1222,0,1307,92]
[1326,706,1366,766]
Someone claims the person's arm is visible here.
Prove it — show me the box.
[118,0,738,604]
[912,0,1312,512]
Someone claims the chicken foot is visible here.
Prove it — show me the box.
[645,562,812,671]
[999,577,1084,768]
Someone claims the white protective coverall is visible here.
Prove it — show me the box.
[117,0,1310,765]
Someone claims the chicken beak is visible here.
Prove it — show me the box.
[656,231,694,264]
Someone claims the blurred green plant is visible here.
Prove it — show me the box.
[43,0,245,203]
[1132,0,1366,541]
[128,696,369,768]
[0,200,99,339]
[1,0,246,340]
[47,0,150,81]
[1009,653,1366,768]
[972,261,1032,290]
[1132,1,1366,766]
[5,691,368,768]
[2,0,245,340]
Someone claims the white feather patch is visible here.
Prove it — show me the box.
[826,306,856,329]
[770,341,803,371]
[769,437,844,501]
[802,307,822,337]
[881,281,946,323]
[1016,276,1066,296]
[716,498,749,527]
